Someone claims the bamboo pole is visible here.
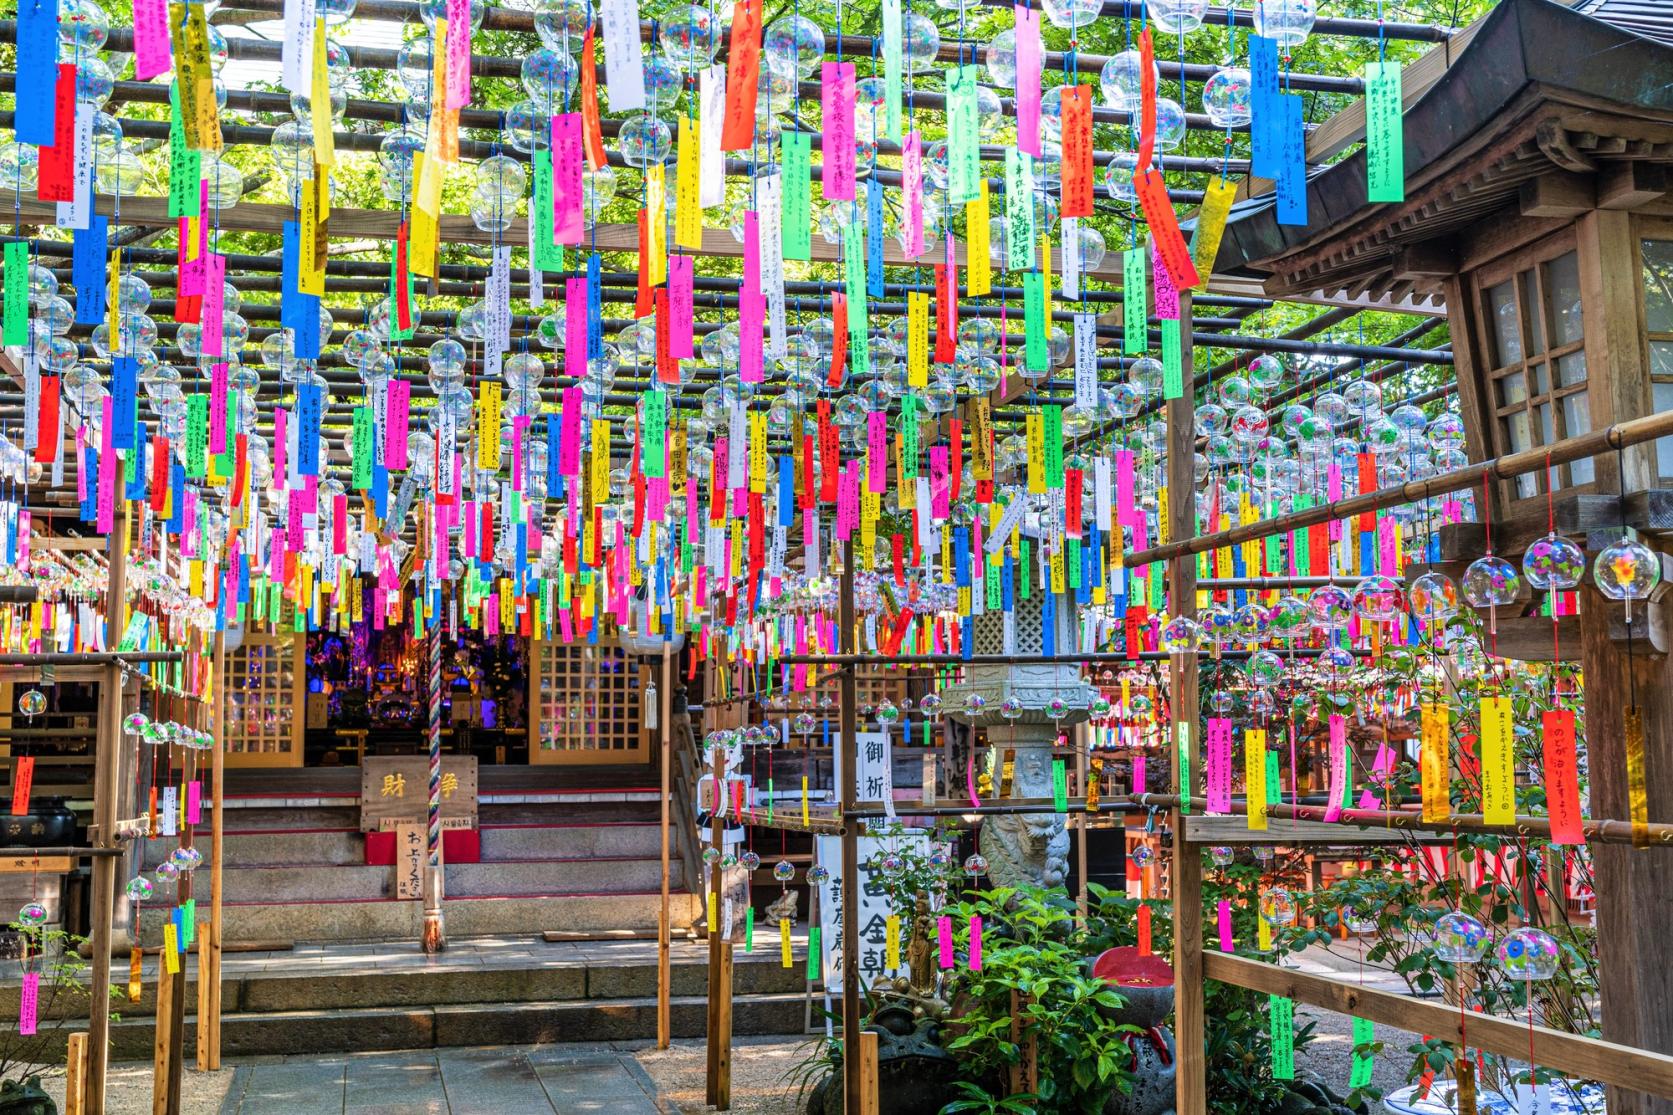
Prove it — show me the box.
[839,543,862,1115]
[85,505,128,1115]
[657,640,672,1052]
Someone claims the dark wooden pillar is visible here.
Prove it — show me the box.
[1579,585,1673,1115]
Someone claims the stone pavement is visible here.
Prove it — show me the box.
[220,1045,672,1115]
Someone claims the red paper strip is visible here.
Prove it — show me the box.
[720,0,762,151]
[1137,29,1157,173]
[579,26,608,170]
[394,221,412,331]
[1542,709,1584,845]
[634,209,653,317]
[828,292,848,387]
[1137,902,1153,955]
[10,756,35,816]
[1135,169,1201,290]
[1060,84,1094,218]
[150,436,171,513]
[34,374,60,464]
[35,65,78,202]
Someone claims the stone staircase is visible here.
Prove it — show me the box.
[137,792,701,945]
[7,934,810,1060]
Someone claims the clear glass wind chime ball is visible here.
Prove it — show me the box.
[1594,538,1661,603]
[1523,533,1586,591]
[773,860,796,883]
[1431,910,1490,963]
[963,853,988,878]
[125,876,155,903]
[1149,0,1210,34]
[1462,554,1522,608]
[16,902,48,927]
[1202,66,1253,128]
[1496,926,1561,981]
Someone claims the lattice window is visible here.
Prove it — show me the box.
[531,637,646,762]
[223,632,303,764]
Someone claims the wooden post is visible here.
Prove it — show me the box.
[85,505,128,1115]
[657,640,672,1051]
[1076,723,1089,925]
[150,957,174,1115]
[1166,293,1207,1115]
[713,941,733,1110]
[705,700,732,1110]
[197,633,225,1071]
[1580,582,1673,1115]
[421,625,446,953]
[65,1032,87,1115]
[839,541,863,1115]
[857,1030,880,1115]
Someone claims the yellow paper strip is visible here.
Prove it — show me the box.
[1479,696,1514,825]
[309,16,335,167]
[162,924,180,974]
[646,163,668,287]
[885,915,901,970]
[1190,175,1238,291]
[780,917,793,968]
[1420,703,1450,823]
[1244,729,1267,831]
[906,291,929,388]
[1626,706,1649,848]
[965,180,991,296]
[675,116,703,250]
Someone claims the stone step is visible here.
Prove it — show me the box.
[218,800,662,830]
[137,890,702,945]
[201,857,686,902]
[141,822,668,869]
[5,947,803,1020]
[102,992,808,1060]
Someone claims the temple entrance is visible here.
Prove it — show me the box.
[218,588,651,768]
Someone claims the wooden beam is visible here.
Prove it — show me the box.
[1520,172,1596,219]
[1203,952,1673,1102]
[1183,816,1442,845]
[1598,162,1669,211]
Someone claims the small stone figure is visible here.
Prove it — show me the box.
[906,893,936,997]
[764,889,798,926]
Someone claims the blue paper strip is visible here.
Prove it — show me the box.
[72,217,108,325]
[1276,94,1309,226]
[111,356,138,450]
[866,178,885,298]
[14,0,61,147]
[1249,36,1282,181]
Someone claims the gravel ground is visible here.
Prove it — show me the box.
[1298,1004,1425,1103]
[32,1061,237,1115]
[634,1035,823,1114]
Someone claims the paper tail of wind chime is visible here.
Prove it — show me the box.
[421,623,446,953]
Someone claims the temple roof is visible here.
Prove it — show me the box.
[1210,0,1673,303]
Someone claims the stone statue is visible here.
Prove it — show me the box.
[764,889,798,926]
[981,745,1072,888]
[943,583,1092,891]
[906,893,936,997]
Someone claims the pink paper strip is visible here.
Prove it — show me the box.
[132,0,172,80]
[445,0,472,108]
[739,212,765,383]
[274,407,288,482]
[551,115,585,245]
[1014,4,1044,157]
[668,255,695,359]
[96,400,115,534]
[209,363,228,455]
[203,253,226,356]
[903,130,924,259]
[564,276,589,383]
[1323,713,1348,823]
[560,388,583,477]
[1357,743,1398,811]
[187,780,202,825]
[1151,240,1179,321]
[385,379,411,469]
[1133,756,1146,794]
[969,915,983,970]
[866,411,887,494]
[1217,899,1233,951]
[936,915,954,969]
[18,972,38,1036]
[1206,717,1233,813]
[821,62,857,201]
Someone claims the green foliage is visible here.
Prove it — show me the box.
[939,887,1138,1113]
[0,922,119,1084]
[940,1080,1041,1115]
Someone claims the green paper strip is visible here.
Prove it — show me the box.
[1265,750,1281,808]
[1043,406,1063,489]
[901,395,919,480]
[531,149,565,272]
[1176,722,1192,814]
[1052,759,1068,813]
[1023,272,1048,371]
[985,559,1001,611]
[745,907,754,952]
[1349,1017,1376,1088]
[1067,537,1081,589]
[945,65,981,206]
[1161,318,1183,398]
[1365,61,1405,204]
[1004,150,1035,273]
[352,404,372,489]
[642,388,667,478]
[881,0,904,144]
[782,132,812,261]
[1122,246,1149,355]
[2,242,28,347]
[842,223,870,376]
[185,394,209,478]
[806,926,821,981]
[1270,994,1295,1079]
[1018,539,1030,600]
[168,83,202,220]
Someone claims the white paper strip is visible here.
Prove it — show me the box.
[757,174,787,359]
[699,65,727,208]
[1094,456,1112,532]
[984,495,1030,556]
[1073,311,1099,410]
[1060,215,1080,300]
[281,0,316,94]
[600,0,647,112]
[56,103,94,230]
